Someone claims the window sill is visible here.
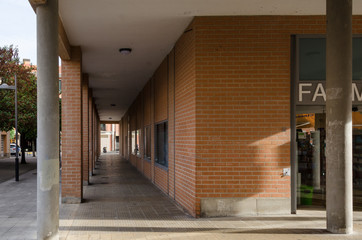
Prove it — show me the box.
[155,162,168,171]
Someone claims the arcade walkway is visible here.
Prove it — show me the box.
[2,153,362,239]
[59,154,362,240]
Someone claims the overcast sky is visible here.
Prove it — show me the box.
[0,0,37,65]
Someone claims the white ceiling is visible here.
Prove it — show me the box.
[59,0,362,121]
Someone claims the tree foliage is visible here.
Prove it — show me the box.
[0,46,37,143]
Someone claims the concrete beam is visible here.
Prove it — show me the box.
[28,0,71,60]
[100,121,120,124]
[29,0,47,7]
[58,19,71,60]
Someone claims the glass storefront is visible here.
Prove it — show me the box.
[295,35,362,210]
[296,112,362,210]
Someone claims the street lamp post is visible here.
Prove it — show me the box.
[0,75,19,181]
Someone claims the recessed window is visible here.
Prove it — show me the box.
[136,129,141,157]
[131,130,136,155]
[144,126,151,159]
[131,130,140,156]
[155,121,168,167]
[299,37,362,81]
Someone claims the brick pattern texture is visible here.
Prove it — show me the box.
[61,47,83,201]
[174,22,197,216]
[120,16,362,217]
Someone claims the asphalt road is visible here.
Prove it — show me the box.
[0,154,37,183]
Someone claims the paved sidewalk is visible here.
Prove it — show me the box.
[2,154,362,239]
[0,166,37,239]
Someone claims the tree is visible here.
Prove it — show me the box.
[0,46,37,163]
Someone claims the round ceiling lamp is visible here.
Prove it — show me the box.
[119,48,132,55]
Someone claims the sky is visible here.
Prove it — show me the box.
[0,0,37,65]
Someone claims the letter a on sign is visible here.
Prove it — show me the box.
[312,83,326,102]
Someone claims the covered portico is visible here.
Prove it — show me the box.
[29,0,359,239]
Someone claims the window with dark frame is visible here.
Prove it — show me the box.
[155,121,168,167]
[299,37,362,81]
[100,124,106,131]
[144,126,151,159]
[131,130,136,155]
[136,129,141,156]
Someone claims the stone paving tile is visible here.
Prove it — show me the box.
[57,153,362,240]
[3,153,362,239]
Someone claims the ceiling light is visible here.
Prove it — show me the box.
[119,48,132,55]
[109,117,112,120]
[110,104,116,107]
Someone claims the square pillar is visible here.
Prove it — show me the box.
[88,90,93,176]
[61,46,83,203]
[82,74,89,185]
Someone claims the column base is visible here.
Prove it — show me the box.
[61,197,82,204]
[327,226,353,234]
[201,197,290,217]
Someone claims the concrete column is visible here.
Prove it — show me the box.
[326,0,353,234]
[36,0,59,239]
[312,130,320,190]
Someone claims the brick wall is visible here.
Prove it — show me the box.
[168,49,176,199]
[119,16,362,217]
[61,46,83,203]
[154,58,168,123]
[174,22,197,216]
[155,166,168,193]
[192,16,362,216]
[193,16,294,215]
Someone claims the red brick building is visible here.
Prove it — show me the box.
[30,0,362,238]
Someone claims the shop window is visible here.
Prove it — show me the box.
[155,121,168,167]
[144,126,151,159]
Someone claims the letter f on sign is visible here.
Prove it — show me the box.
[299,83,312,102]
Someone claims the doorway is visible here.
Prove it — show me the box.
[295,112,362,210]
